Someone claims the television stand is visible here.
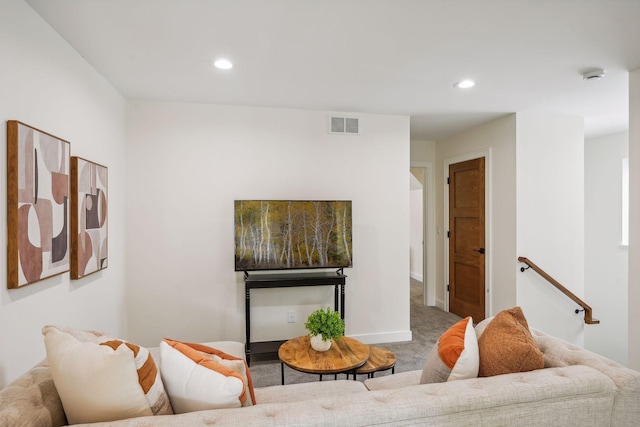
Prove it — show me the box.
[243,270,347,365]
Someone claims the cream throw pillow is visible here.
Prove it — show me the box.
[42,326,173,424]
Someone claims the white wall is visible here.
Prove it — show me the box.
[410,175,423,281]
[0,0,127,387]
[411,140,436,163]
[630,68,640,370]
[436,114,517,315]
[584,132,629,365]
[516,112,585,345]
[434,112,587,345]
[125,101,411,348]
[410,140,436,306]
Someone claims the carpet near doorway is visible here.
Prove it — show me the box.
[248,279,462,387]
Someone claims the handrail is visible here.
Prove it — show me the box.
[517,257,600,324]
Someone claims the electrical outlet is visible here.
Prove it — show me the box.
[287,311,295,323]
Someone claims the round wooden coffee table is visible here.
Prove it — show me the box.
[278,336,369,384]
[354,346,396,378]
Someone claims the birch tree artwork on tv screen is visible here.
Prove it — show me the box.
[234,200,352,271]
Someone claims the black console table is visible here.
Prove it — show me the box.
[243,270,347,365]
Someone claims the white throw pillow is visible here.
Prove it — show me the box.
[42,326,173,424]
[160,339,255,414]
[474,315,495,339]
[420,316,479,383]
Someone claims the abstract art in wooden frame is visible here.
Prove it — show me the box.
[7,121,71,288]
[70,157,108,279]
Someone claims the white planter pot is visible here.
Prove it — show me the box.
[310,334,332,352]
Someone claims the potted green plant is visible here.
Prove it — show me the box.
[304,307,345,352]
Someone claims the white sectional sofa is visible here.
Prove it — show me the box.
[1,329,639,426]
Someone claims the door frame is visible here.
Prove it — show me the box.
[411,161,435,307]
[444,150,492,318]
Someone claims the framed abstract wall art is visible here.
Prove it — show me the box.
[70,157,108,279]
[7,121,71,288]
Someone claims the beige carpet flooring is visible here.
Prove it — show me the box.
[248,279,462,387]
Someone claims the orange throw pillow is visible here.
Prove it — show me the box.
[478,307,544,377]
[420,316,479,383]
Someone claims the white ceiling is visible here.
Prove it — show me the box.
[25,0,640,141]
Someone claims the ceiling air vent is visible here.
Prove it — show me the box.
[330,116,360,135]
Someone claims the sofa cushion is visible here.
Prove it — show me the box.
[420,316,479,383]
[532,328,640,427]
[42,326,173,425]
[160,339,255,414]
[70,365,618,427]
[0,360,68,427]
[364,370,421,391]
[255,379,367,404]
[477,307,544,377]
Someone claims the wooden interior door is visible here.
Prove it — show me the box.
[448,158,485,321]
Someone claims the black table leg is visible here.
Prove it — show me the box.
[245,287,251,366]
[340,284,345,320]
[281,362,285,385]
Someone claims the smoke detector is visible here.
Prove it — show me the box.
[582,69,605,81]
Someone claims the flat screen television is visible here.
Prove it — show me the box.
[234,200,352,271]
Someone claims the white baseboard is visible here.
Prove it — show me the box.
[435,298,445,311]
[347,330,412,345]
[410,272,423,282]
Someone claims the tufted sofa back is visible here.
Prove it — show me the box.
[532,329,640,427]
[0,360,67,427]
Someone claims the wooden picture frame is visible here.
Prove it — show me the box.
[7,121,71,288]
[70,157,108,279]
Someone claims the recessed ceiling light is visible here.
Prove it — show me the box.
[213,58,233,70]
[454,79,476,89]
